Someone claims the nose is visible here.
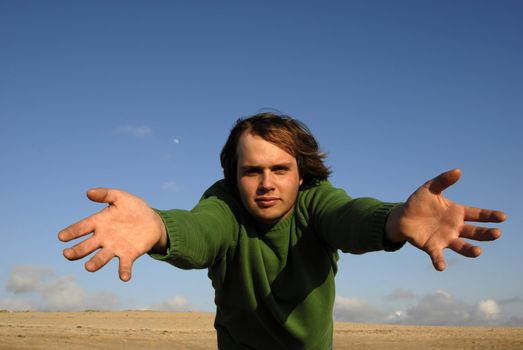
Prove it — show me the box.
[259,171,275,192]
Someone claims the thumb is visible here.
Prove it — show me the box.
[428,168,462,195]
[86,188,119,204]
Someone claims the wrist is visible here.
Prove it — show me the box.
[385,204,407,243]
[151,211,169,254]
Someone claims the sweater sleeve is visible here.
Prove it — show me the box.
[299,181,405,254]
[148,180,240,269]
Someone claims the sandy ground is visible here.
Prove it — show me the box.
[1,311,522,350]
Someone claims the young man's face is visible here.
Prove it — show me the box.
[236,132,303,224]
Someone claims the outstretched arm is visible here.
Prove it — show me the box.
[385,169,507,271]
[58,188,168,281]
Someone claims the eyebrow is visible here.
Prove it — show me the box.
[240,162,294,171]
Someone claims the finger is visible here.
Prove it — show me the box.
[86,188,121,205]
[58,215,97,242]
[85,248,115,273]
[118,256,134,282]
[427,247,446,271]
[63,236,100,260]
[427,168,462,195]
[464,206,507,223]
[448,239,481,258]
[460,225,502,241]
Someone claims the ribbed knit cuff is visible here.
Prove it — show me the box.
[371,202,406,252]
[147,208,177,261]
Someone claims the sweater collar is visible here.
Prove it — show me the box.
[253,208,295,234]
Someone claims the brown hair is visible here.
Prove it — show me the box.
[220,112,331,189]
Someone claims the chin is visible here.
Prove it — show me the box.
[252,211,281,224]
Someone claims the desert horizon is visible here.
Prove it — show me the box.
[1,311,522,349]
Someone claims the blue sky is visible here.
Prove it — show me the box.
[1,0,522,326]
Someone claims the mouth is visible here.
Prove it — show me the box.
[255,197,280,208]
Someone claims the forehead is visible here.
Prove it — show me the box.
[236,132,296,165]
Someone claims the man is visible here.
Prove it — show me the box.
[59,113,506,349]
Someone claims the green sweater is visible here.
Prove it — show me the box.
[150,180,403,349]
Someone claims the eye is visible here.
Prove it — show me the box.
[273,166,289,175]
[242,167,261,176]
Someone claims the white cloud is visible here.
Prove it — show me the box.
[148,295,190,311]
[334,289,523,326]
[394,291,521,326]
[115,125,152,138]
[1,265,121,311]
[478,299,501,321]
[6,265,54,293]
[334,296,387,323]
[393,290,474,326]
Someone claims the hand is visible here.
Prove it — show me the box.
[58,188,168,281]
[386,169,507,271]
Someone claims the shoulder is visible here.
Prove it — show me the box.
[201,179,239,203]
[296,180,352,217]
[298,180,350,201]
[201,179,233,198]
[199,179,243,216]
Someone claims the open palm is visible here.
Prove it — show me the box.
[387,169,506,271]
[58,188,167,281]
